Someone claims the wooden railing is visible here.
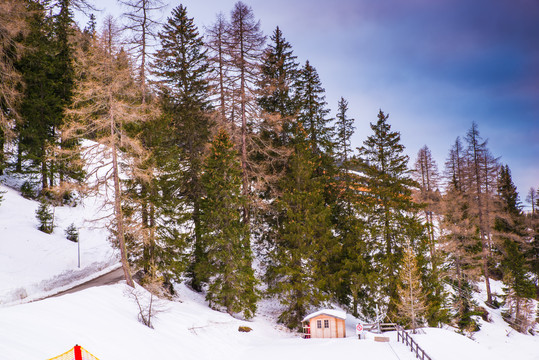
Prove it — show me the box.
[362,322,398,332]
[396,325,432,360]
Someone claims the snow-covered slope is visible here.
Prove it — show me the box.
[1,180,538,360]
[0,183,118,305]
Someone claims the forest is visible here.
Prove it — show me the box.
[0,0,538,335]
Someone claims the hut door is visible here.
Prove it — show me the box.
[323,319,331,338]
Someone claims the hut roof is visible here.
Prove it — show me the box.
[302,309,347,322]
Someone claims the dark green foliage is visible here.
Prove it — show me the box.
[35,198,54,233]
[16,0,77,189]
[294,61,333,154]
[199,129,258,319]
[65,222,79,242]
[20,181,35,199]
[258,26,299,122]
[149,4,213,290]
[355,110,425,318]
[268,136,334,329]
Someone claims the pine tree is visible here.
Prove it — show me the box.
[36,198,54,234]
[269,134,333,329]
[355,110,424,318]
[152,4,213,291]
[294,61,333,155]
[330,97,369,314]
[65,222,79,242]
[16,0,60,189]
[495,165,535,332]
[199,129,258,318]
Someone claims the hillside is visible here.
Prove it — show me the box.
[1,182,538,360]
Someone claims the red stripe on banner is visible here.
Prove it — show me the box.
[74,345,82,360]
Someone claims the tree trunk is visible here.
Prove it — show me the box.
[111,101,134,288]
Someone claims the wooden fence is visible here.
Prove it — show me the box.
[396,326,432,360]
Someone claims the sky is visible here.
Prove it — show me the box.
[83,0,539,208]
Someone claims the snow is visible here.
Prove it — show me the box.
[0,182,118,305]
[1,176,539,360]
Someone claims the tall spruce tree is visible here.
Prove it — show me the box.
[268,131,333,329]
[199,129,258,318]
[16,0,60,189]
[331,97,369,314]
[355,110,425,318]
[495,165,535,332]
[152,4,213,291]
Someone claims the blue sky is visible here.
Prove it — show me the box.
[86,0,539,207]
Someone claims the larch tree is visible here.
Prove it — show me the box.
[464,122,498,304]
[441,137,482,331]
[0,0,26,175]
[62,17,147,287]
[226,1,265,223]
[118,0,164,286]
[526,187,536,215]
[152,4,213,292]
[397,244,427,333]
[205,12,231,124]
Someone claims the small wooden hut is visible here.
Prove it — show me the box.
[302,309,346,339]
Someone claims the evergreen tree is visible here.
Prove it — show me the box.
[294,61,333,155]
[199,129,258,318]
[268,134,333,329]
[16,0,60,189]
[329,97,369,315]
[355,110,425,318]
[65,222,79,242]
[258,26,299,125]
[495,165,535,332]
[152,4,213,291]
[36,198,54,233]
[253,26,298,256]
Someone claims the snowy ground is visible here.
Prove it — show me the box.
[1,181,538,360]
[0,182,118,305]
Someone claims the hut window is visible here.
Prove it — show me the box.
[324,320,329,328]
[317,320,322,328]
